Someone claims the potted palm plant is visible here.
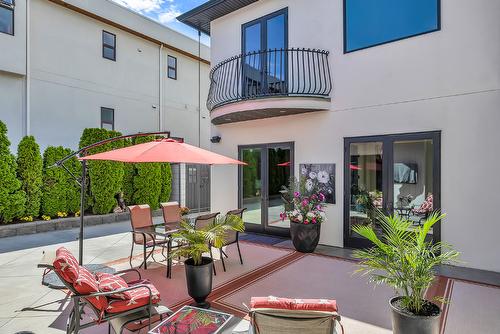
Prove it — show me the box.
[352,212,459,334]
[171,214,244,308]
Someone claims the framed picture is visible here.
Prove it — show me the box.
[300,163,336,204]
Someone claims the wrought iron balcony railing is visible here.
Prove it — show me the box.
[207,48,332,111]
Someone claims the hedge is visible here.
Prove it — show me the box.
[0,121,26,223]
[17,136,43,217]
[79,128,124,215]
[121,136,173,209]
[41,146,81,217]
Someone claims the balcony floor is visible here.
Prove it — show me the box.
[0,221,499,333]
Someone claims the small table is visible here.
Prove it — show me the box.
[148,306,233,334]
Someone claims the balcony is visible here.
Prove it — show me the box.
[208,48,332,124]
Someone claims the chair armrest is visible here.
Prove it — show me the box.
[114,268,142,282]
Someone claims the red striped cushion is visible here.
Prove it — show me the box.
[96,272,129,300]
[73,266,108,312]
[53,247,79,284]
[106,284,160,314]
[251,296,338,313]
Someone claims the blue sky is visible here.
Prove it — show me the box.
[111,0,210,45]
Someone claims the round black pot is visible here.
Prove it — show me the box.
[390,296,441,334]
[184,257,213,308]
[290,221,321,253]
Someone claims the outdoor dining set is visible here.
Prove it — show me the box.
[128,201,246,278]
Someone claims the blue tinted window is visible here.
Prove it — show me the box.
[345,0,439,53]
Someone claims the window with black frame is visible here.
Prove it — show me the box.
[102,31,116,61]
[0,0,14,35]
[101,107,114,130]
[167,55,177,80]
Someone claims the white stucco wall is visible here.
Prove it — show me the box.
[209,0,500,272]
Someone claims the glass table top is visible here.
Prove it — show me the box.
[148,306,233,334]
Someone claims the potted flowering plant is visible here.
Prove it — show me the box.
[281,177,326,253]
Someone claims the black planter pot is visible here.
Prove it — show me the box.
[184,257,213,308]
[290,221,321,253]
[390,296,441,334]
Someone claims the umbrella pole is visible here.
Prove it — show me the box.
[78,160,87,265]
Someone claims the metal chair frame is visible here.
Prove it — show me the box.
[38,262,169,334]
[219,208,246,272]
[194,212,220,275]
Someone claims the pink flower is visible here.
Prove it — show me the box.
[316,205,322,210]
[312,218,317,224]
[304,220,309,225]
[280,212,286,221]
[302,199,309,207]
[319,193,325,201]
[294,192,300,198]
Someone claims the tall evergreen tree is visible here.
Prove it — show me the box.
[17,136,43,217]
[0,121,26,223]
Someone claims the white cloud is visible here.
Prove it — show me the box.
[157,6,181,24]
[113,0,165,13]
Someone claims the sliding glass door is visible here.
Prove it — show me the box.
[344,132,441,248]
[239,142,293,236]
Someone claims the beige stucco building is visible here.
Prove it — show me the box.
[179,0,500,272]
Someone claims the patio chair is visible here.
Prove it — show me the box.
[38,247,172,334]
[128,204,169,270]
[194,212,220,275]
[160,202,184,279]
[249,296,343,334]
[218,208,246,272]
[410,194,433,226]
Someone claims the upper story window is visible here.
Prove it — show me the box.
[344,0,440,53]
[0,0,14,36]
[167,55,177,80]
[101,107,114,130]
[102,31,116,61]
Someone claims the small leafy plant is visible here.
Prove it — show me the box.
[171,214,245,266]
[352,212,459,315]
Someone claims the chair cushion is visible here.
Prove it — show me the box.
[96,272,129,300]
[251,296,337,313]
[414,194,433,214]
[106,284,160,314]
[73,266,108,312]
[53,247,79,284]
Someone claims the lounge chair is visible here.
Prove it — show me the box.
[249,296,343,334]
[128,204,169,270]
[194,212,220,275]
[218,208,246,272]
[38,247,171,334]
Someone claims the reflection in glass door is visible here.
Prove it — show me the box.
[344,132,441,248]
[239,143,293,236]
[242,8,287,97]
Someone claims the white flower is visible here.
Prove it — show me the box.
[309,171,317,179]
[317,170,329,184]
[297,214,303,222]
[306,212,314,218]
[305,179,314,192]
[301,166,308,175]
[292,209,299,216]
[320,211,326,219]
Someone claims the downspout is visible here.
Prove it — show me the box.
[159,44,163,131]
[25,0,30,135]
[197,29,201,214]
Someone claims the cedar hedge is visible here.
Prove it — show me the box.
[0,121,26,223]
[79,128,124,215]
[17,136,43,217]
[41,146,81,217]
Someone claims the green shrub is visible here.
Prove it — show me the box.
[41,146,81,217]
[121,136,172,208]
[79,128,124,214]
[0,121,26,223]
[160,163,173,203]
[17,136,43,217]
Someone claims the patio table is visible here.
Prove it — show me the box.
[148,305,233,334]
[135,222,183,279]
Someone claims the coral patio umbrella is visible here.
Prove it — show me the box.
[54,133,245,265]
[79,138,245,165]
